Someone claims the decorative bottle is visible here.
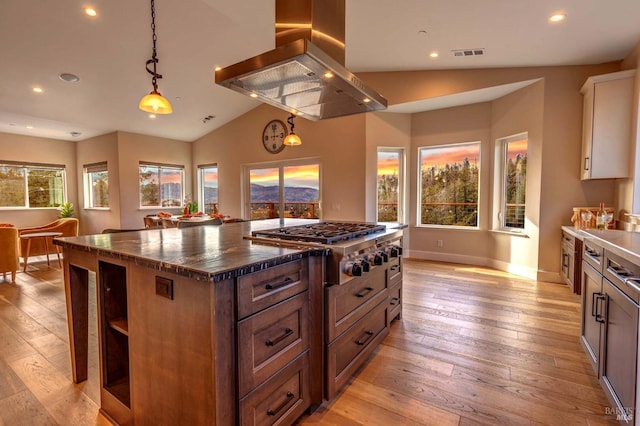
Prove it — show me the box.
[596,202,607,230]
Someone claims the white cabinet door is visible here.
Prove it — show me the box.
[580,70,635,180]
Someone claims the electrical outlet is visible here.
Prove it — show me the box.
[437,239,444,248]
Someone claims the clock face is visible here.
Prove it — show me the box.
[262,120,287,154]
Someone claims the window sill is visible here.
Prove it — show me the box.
[84,207,111,211]
[489,229,530,238]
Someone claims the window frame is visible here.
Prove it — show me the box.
[376,147,405,223]
[242,158,322,221]
[0,161,67,210]
[496,132,528,232]
[84,161,109,209]
[198,163,219,214]
[417,141,481,229]
[138,162,185,209]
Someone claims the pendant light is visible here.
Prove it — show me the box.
[138,0,172,114]
[284,114,302,146]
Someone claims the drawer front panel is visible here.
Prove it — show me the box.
[388,283,402,322]
[239,352,310,426]
[388,257,402,286]
[238,292,308,397]
[237,259,308,319]
[325,266,386,342]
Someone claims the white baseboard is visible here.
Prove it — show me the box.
[405,249,563,283]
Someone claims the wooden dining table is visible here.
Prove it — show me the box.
[148,215,222,227]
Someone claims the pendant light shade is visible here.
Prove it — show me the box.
[284,113,302,146]
[139,0,172,114]
[284,132,302,146]
[139,91,173,114]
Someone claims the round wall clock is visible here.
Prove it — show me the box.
[262,119,287,154]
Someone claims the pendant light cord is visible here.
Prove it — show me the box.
[145,0,162,92]
[287,113,296,133]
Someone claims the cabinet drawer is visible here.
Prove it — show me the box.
[239,352,310,426]
[325,299,388,399]
[325,266,386,343]
[238,292,308,397]
[388,283,402,323]
[388,256,402,286]
[583,239,604,273]
[237,259,308,319]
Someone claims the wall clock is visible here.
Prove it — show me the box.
[262,119,287,154]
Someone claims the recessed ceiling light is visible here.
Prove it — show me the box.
[149,114,157,119]
[429,51,439,58]
[32,87,43,93]
[70,131,82,137]
[549,13,566,22]
[84,7,97,17]
[214,66,222,71]
[363,98,371,103]
[250,93,258,98]
[59,73,80,83]
[26,125,34,129]
[323,71,334,79]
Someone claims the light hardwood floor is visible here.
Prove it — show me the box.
[0,259,618,425]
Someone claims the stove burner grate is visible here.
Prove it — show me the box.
[252,222,386,244]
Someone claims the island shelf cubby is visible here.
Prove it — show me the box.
[98,261,130,409]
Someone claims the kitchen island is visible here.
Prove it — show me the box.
[54,219,328,426]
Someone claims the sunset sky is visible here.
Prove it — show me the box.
[378,151,400,176]
[506,138,528,160]
[421,144,481,169]
[250,165,319,188]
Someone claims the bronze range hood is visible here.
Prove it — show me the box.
[215,0,387,121]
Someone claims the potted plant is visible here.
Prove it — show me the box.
[58,202,74,218]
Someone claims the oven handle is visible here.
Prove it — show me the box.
[265,328,293,347]
[266,391,294,417]
[265,276,293,291]
[355,287,374,298]
[355,330,374,346]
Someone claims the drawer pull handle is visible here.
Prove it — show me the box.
[266,328,293,347]
[390,265,399,271]
[265,277,293,291]
[266,391,294,416]
[355,330,374,346]
[390,297,400,306]
[585,248,600,258]
[355,287,374,298]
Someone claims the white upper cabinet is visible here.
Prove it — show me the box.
[580,70,635,180]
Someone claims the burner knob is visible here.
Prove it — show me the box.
[389,246,399,257]
[344,261,362,277]
[378,250,389,263]
[373,253,383,266]
[358,259,370,272]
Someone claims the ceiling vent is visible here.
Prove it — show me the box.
[452,48,485,57]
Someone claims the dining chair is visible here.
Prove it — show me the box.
[143,217,161,229]
[162,218,177,228]
[0,226,20,283]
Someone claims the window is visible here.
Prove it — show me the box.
[84,162,109,208]
[418,142,480,227]
[0,161,66,208]
[139,162,184,208]
[498,133,527,230]
[377,148,404,222]
[198,164,218,214]
[246,161,320,220]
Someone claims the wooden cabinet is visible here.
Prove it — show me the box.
[580,70,635,180]
[580,241,639,423]
[236,258,316,425]
[560,230,582,294]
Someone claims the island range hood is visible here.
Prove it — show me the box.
[215,0,387,121]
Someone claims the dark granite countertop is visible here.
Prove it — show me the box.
[54,219,331,282]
